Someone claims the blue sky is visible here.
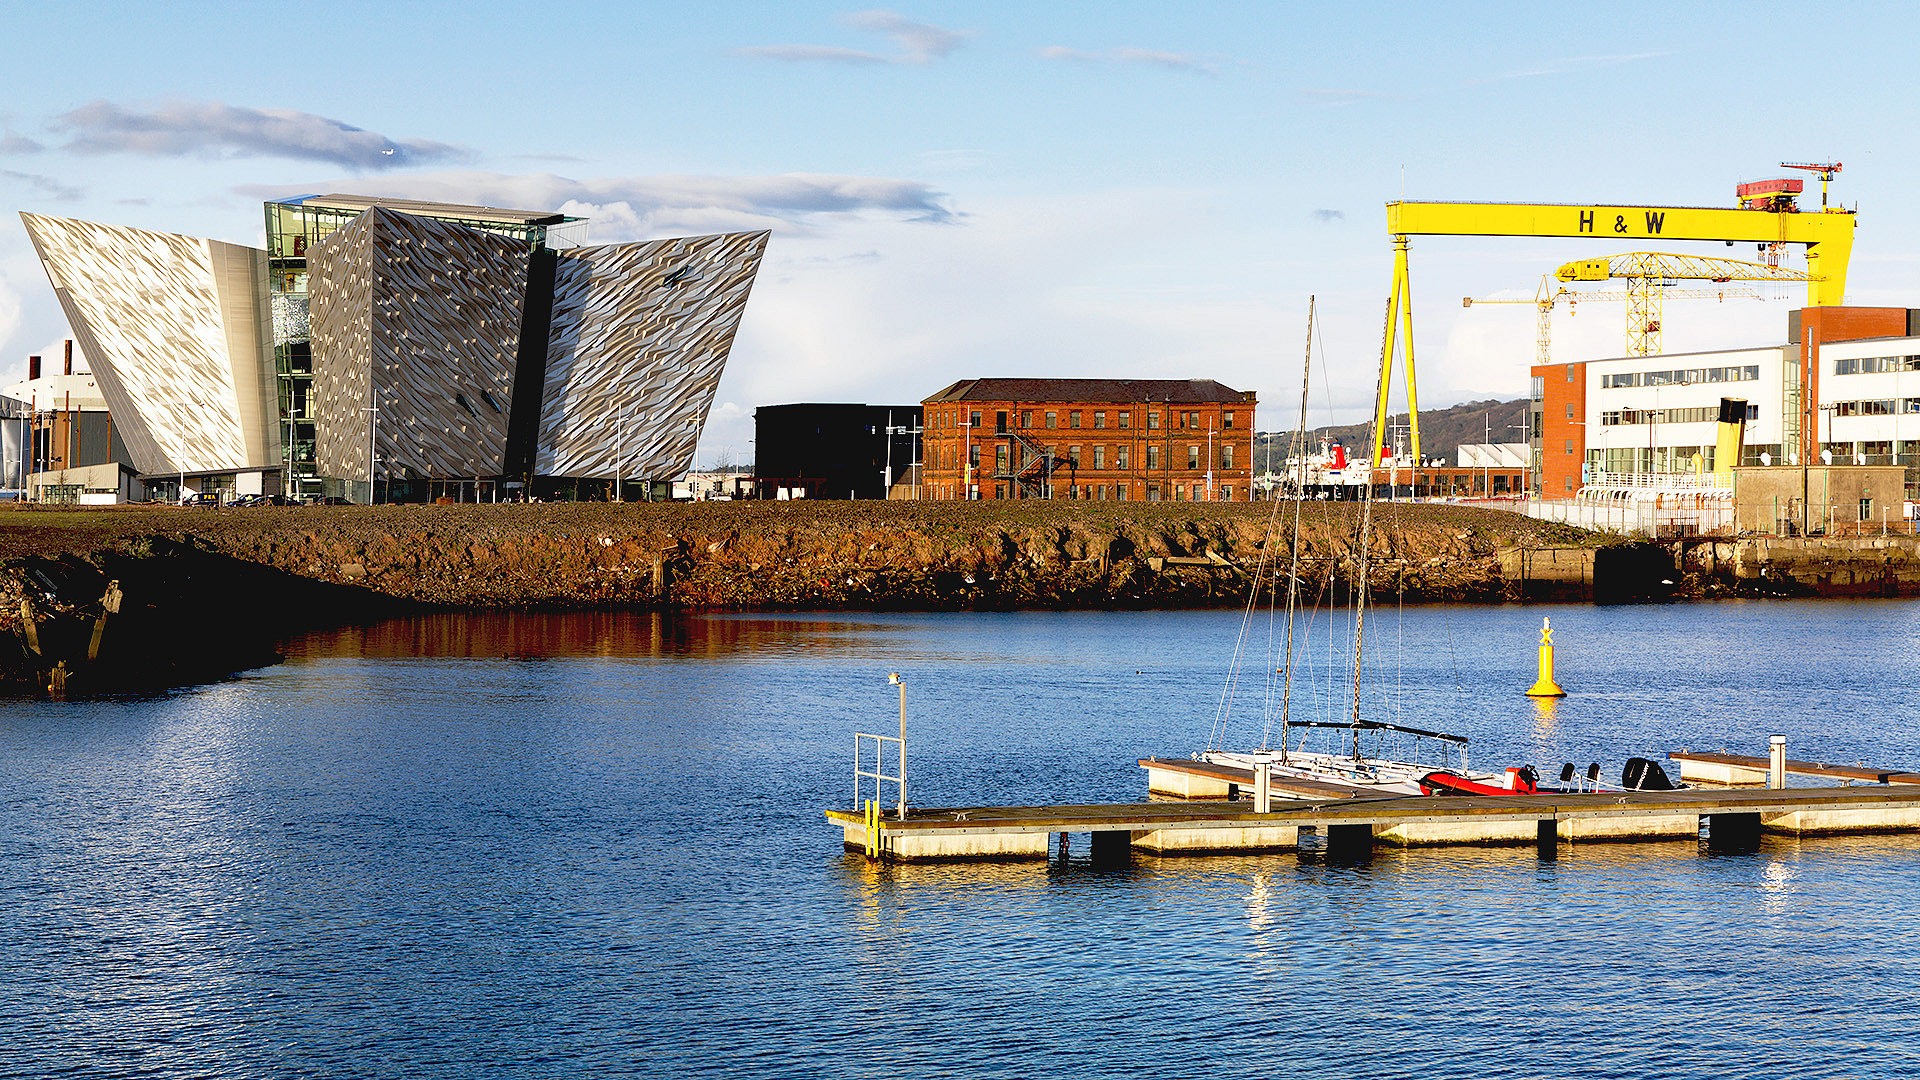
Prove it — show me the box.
[4,1,1918,464]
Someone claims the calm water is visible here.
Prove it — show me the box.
[3,601,1920,1078]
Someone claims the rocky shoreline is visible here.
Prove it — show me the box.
[1,500,1913,695]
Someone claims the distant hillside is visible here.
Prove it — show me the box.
[1256,398,1529,468]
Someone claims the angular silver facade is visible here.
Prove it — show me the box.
[536,230,768,479]
[309,207,529,481]
[19,212,277,475]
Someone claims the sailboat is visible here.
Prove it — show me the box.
[1194,297,1516,800]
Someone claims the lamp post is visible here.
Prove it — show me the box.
[888,671,907,818]
[363,401,380,505]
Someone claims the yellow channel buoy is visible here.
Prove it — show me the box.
[1526,616,1567,698]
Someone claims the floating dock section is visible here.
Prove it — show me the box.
[827,755,1920,862]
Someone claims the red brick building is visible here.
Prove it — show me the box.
[920,378,1257,501]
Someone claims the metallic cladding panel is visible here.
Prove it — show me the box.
[309,207,529,481]
[19,213,275,475]
[537,230,768,479]
[309,214,375,482]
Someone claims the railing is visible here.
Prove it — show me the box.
[854,732,904,816]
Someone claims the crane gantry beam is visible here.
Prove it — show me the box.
[1369,199,1857,468]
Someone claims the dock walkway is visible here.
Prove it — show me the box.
[828,775,1920,862]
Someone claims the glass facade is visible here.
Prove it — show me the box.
[262,198,571,499]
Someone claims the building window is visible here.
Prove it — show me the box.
[970,411,981,430]
[1046,411,1057,429]
[1071,411,1083,429]
[1069,444,1081,466]
[1187,445,1199,470]
[1566,367,1575,382]
[996,445,1008,472]
[1119,412,1131,429]
[1147,445,1160,469]
[1021,411,1032,428]
[1149,411,1161,430]
[1222,486,1233,501]
[1565,403,1574,418]
[1224,411,1235,429]
[1117,486,1129,501]
[1564,439,1573,454]
[1116,446,1129,469]
[1222,445,1233,469]
[1093,445,1106,469]
[1147,485,1160,502]
[969,446,980,468]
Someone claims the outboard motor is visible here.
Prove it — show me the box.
[1622,757,1678,791]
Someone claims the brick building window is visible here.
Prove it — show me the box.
[1222,445,1233,468]
[1224,411,1235,429]
[1046,411,1057,429]
[1147,484,1160,501]
[1117,486,1129,501]
[1119,412,1131,429]
[1116,446,1129,469]
[1149,411,1160,430]
[1094,411,1106,429]
[970,411,981,430]
[1068,444,1081,466]
[1147,445,1160,469]
[1093,446,1106,469]
[1187,445,1199,469]
[1021,411,1032,428]
[1071,411,1082,429]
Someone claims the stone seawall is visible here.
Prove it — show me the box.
[1679,535,1920,598]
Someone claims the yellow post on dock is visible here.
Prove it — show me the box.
[1526,617,1566,698]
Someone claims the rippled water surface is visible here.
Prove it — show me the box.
[3,601,1920,1078]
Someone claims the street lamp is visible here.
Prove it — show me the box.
[363,401,380,505]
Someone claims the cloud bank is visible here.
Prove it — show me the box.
[738,10,967,65]
[236,170,958,237]
[48,100,477,171]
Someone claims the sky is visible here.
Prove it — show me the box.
[3,1,1919,466]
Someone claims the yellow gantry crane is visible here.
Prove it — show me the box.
[1463,252,1817,365]
[1370,194,1857,468]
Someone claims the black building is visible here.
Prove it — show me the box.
[754,403,922,499]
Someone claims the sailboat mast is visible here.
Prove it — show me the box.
[1279,297,1315,758]
[1350,293,1391,735]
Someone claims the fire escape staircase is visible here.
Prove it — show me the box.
[991,427,1077,498]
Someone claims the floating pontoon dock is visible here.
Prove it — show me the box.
[827,753,1920,862]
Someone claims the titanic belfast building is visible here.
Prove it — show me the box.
[20,195,768,501]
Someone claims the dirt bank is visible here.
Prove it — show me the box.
[0,501,1617,695]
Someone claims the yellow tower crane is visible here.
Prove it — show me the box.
[1464,279,1771,369]
[1462,252,1816,365]
[1370,197,1856,468]
[1552,251,1818,356]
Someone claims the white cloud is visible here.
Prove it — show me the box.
[236,170,958,236]
[1,169,83,201]
[1038,45,1218,75]
[738,10,967,65]
[48,100,476,171]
